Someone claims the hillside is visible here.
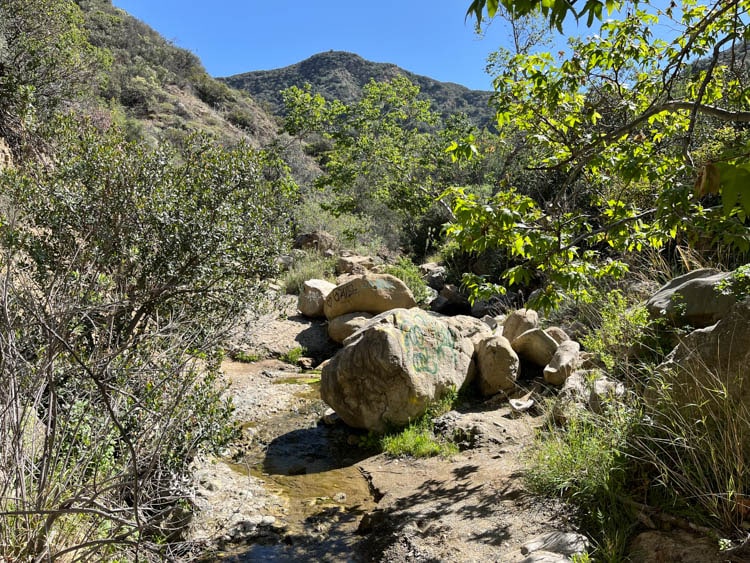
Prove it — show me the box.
[221,51,496,129]
[74,0,279,148]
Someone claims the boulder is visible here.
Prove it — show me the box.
[430,284,471,315]
[544,326,571,344]
[475,335,520,395]
[419,262,447,291]
[292,230,337,253]
[646,268,735,328]
[628,530,723,563]
[336,254,377,275]
[441,314,493,348]
[323,274,416,320]
[512,328,558,367]
[327,312,373,344]
[502,308,539,342]
[297,279,336,318]
[588,374,626,414]
[657,298,750,435]
[543,340,580,385]
[321,308,475,431]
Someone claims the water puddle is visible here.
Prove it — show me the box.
[220,371,376,561]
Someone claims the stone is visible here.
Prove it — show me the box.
[323,274,416,320]
[551,371,590,425]
[430,284,472,315]
[292,230,337,253]
[440,314,493,348]
[520,552,572,563]
[657,298,750,440]
[543,340,580,385]
[521,531,589,556]
[512,328,558,367]
[321,308,475,431]
[544,326,571,344]
[336,254,377,275]
[327,312,374,344]
[475,335,520,395]
[588,374,626,414]
[502,308,539,342]
[646,268,735,328]
[297,279,336,318]
[419,262,447,291]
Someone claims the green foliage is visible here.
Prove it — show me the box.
[379,387,459,458]
[0,0,107,149]
[580,290,654,372]
[451,0,750,308]
[716,264,750,301]
[232,350,262,363]
[280,346,307,364]
[0,119,293,558]
[282,252,337,295]
[383,257,431,304]
[528,404,638,560]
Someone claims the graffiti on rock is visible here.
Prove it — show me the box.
[394,311,458,375]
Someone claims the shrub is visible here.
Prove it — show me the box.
[0,120,294,559]
[383,257,431,304]
[282,253,337,295]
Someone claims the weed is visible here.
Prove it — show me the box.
[280,346,307,364]
[383,257,431,304]
[282,253,337,295]
[232,350,261,363]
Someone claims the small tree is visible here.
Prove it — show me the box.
[0,120,295,559]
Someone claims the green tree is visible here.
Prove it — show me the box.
[450,0,750,309]
[0,0,106,150]
[0,120,295,559]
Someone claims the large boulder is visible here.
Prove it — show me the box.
[543,340,580,385]
[327,312,373,344]
[658,298,750,423]
[297,279,336,318]
[321,308,476,431]
[646,268,735,328]
[475,335,520,395]
[502,308,539,342]
[336,254,378,275]
[441,314,493,348]
[511,328,558,367]
[292,230,337,253]
[323,274,416,320]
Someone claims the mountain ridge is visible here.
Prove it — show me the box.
[221,51,496,129]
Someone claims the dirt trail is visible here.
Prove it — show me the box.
[188,301,581,562]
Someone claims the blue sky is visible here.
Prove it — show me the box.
[111,0,557,91]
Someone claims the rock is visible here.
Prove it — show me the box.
[297,279,336,318]
[521,531,589,556]
[323,274,416,320]
[419,262,447,291]
[544,326,571,344]
[433,410,520,450]
[475,335,520,395]
[321,308,476,431]
[441,314,493,348]
[646,268,735,328]
[292,230,337,253]
[657,298,750,441]
[512,328,558,367]
[502,308,539,342]
[336,254,377,275]
[430,284,471,315]
[588,374,625,414]
[327,312,373,344]
[628,530,723,562]
[543,340,580,385]
[321,408,340,425]
[276,254,294,272]
[551,371,590,424]
[519,551,572,563]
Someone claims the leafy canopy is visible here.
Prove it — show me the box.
[452,0,750,308]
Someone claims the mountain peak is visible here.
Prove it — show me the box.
[221,51,494,127]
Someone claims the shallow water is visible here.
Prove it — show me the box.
[219,376,375,561]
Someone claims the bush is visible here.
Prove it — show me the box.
[383,257,431,304]
[0,120,295,559]
[282,252,337,295]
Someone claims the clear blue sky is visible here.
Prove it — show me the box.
[111,0,549,91]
